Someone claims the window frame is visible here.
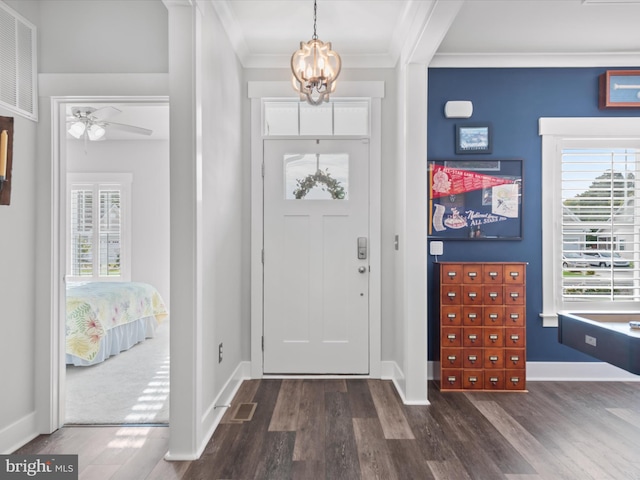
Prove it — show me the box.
[66,173,132,283]
[540,117,640,327]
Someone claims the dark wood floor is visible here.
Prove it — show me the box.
[15,379,640,479]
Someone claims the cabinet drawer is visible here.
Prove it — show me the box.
[483,306,504,326]
[504,264,525,284]
[505,328,525,347]
[505,369,526,390]
[462,286,483,305]
[442,326,462,347]
[441,285,462,305]
[442,348,463,368]
[505,348,526,369]
[484,348,505,369]
[441,369,463,390]
[505,286,525,305]
[462,370,484,390]
[505,306,525,326]
[463,328,483,347]
[463,265,483,283]
[484,371,506,390]
[483,286,503,304]
[483,265,504,284]
[463,306,483,326]
[441,306,462,326]
[441,264,464,284]
[463,348,482,369]
[484,327,505,347]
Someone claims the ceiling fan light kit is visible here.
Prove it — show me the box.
[67,106,152,142]
[291,0,341,106]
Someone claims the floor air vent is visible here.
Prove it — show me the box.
[231,403,257,422]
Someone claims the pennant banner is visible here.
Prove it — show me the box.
[430,164,515,199]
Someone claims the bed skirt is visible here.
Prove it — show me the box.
[66,315,158,367]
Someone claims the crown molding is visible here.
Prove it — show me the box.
[430,52,640,68]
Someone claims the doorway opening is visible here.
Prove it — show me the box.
[56,98,171,425]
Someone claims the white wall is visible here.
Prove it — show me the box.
[66,139,170,304]
[38,0,168,74]
[0,0,40,455]
[0,0,171,453]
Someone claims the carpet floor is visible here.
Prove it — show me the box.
[65,319,170,425]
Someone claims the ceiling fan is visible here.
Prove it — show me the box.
[67,106,153,141]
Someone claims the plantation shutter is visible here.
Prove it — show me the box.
[69,183,124,280]
[561,148,640,302]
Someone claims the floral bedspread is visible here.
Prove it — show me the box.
[66,282,168,362]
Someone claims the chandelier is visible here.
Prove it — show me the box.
[291,0,341,106]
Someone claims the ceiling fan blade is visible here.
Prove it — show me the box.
[90,106,122,121]
[105,121,153,136]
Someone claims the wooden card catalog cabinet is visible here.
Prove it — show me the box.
[437,262,526,392]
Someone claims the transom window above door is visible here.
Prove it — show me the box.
[263,100,369,137]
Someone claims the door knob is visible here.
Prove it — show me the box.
[358,266,367,274]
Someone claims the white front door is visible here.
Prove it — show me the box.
[263,139,370,374]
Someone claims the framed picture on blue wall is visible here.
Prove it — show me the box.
[599,70,640,108]
[428,159,523,240]
[455,123,492,154]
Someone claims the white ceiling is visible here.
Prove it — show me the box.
[69,0,640,141]
[213,0,640,68]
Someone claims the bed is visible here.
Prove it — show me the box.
[66,281,169,366]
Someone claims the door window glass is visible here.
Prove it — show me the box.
[284,153,349,200]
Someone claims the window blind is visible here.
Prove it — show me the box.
[561,148,640,302]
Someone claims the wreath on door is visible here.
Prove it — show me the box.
[293,169,346,199]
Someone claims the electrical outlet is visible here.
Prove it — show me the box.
[218,342,223,363]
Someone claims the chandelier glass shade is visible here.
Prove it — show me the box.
[291,1,341,106]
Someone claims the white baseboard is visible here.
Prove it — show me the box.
[0,412,38,455]
[427,360,640,382]
[164,361,251,462]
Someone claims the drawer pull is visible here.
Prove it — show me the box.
[468,334,478,343]
[510,292,519,299]
[447,313,457,319]
[510,313,520,320]
[467,272,477,278]
[510,271,519,278]
[488,313,499,320]
[447,376,457,384]
[510,334,520,342]
[447,334,457,341]
[510,355,520,363]
[489,355,499,363]
[489,334,499,342]
[447,355,457,363]
[467,355,477,364]
[489,377,499,384]
[447,292,457,298]
[488,271,498,278]
[489,292,499,300]
[468,376,478,384]
[447,271,457,278]
[510,377,520,384]
[468,292,477,298]
[467,313,477,320]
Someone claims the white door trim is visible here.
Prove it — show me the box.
[48,95,169,431]
[250,94,382,379]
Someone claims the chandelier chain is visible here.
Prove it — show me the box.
[312,0,318,40]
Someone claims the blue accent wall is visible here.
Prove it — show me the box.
[427,67,640,362]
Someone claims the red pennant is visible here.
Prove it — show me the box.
[430,164,514,199]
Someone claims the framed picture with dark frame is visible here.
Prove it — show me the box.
[455,123,492,154]
[428,159,523,240]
